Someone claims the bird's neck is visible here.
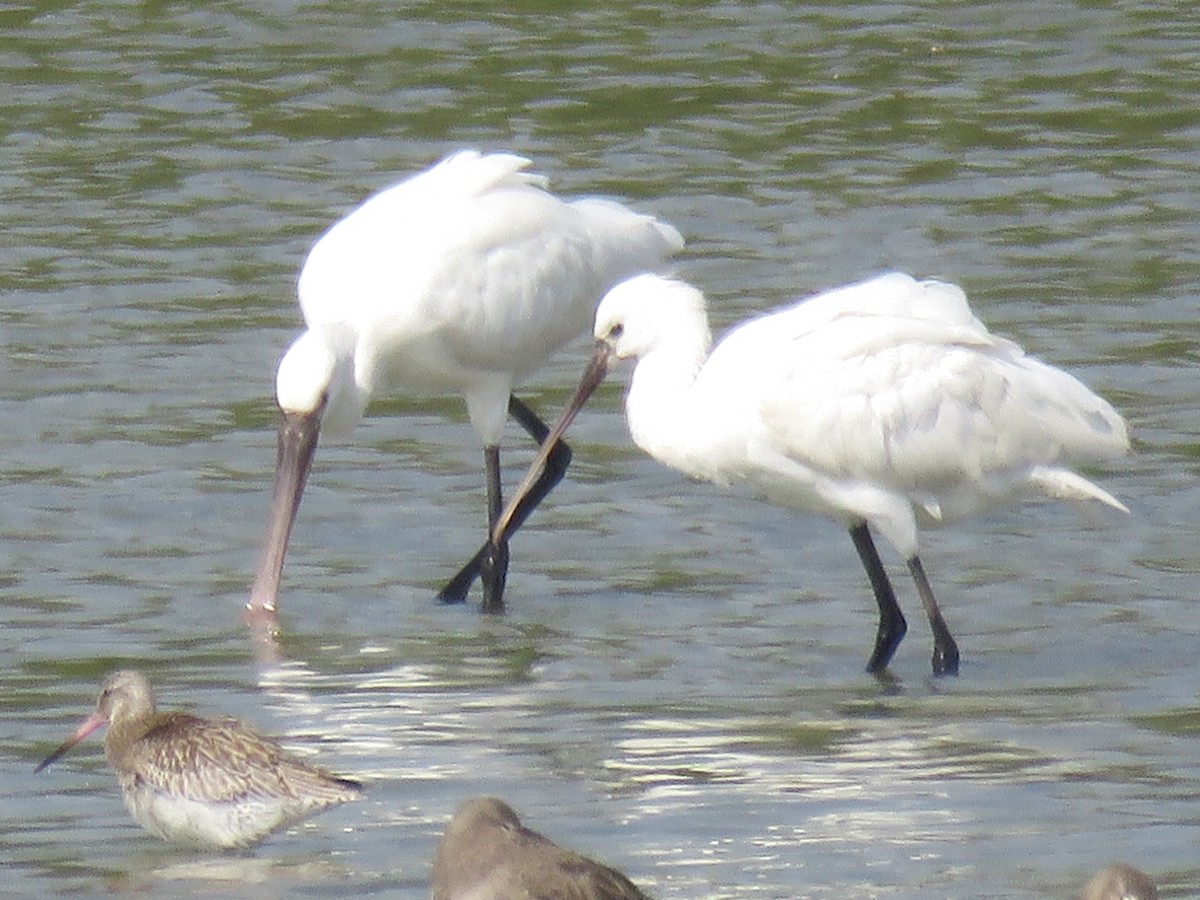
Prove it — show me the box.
[278,326,365,438]
[103,713,161,768]
[625,336,711,478]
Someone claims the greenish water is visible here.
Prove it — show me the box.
[4,2,1199,897]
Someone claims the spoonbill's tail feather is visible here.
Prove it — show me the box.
[1028,466,1130,514]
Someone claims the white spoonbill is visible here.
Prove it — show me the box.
[247,151,683,624]
[496,272,1129,675]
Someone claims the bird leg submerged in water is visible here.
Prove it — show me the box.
[907,555,960,676]
[849,522,960,676]
[850,522,909,673]
[437,396,574,611]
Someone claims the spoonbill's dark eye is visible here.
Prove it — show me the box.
[609,323,624,340]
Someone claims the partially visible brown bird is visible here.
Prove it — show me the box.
[1081,863,1158,900]
[432,796,651,899]
[35,669,361,849]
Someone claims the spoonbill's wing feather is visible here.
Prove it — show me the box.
[701,274,1127,521]
[295,151,682,442]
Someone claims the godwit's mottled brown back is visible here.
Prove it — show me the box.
[116,711,361,805]
[433,796,650,900]
[1081,863,1158,900]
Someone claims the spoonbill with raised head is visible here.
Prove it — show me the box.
[496,272,1129,676]
[247,151,683,627]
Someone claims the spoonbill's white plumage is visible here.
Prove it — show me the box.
[248,151,683,624]
[499,272,1129,675]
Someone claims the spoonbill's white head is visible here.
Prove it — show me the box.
[491,274,709,542]
[593,274,711,362]
[274,327,365,438]
[249,327,365,620]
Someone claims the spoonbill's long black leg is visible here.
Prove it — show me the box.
[850,522,908,674]
[438,396,573,609]
[908,555,960,676]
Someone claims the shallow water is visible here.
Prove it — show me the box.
[3,1,1199,897]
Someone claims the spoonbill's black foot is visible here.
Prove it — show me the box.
[479,541,509,614]
[437,550,483,604]
[931,640,960,676]
[865,617,907,674]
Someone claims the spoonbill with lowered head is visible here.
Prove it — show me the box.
[247,151,683,626]
[496,272,1129,675]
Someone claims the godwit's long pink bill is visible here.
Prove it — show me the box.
[246,150,682,629]
[36,670,361,849]
[496,272,1129,676]
[35,711,107,773]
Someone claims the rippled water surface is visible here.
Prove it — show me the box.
[4,1,1199,897]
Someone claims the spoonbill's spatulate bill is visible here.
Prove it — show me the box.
[498,272,1129,676]
[35,670,361,848]
[247,151,683,624]
[432,796,651,900]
